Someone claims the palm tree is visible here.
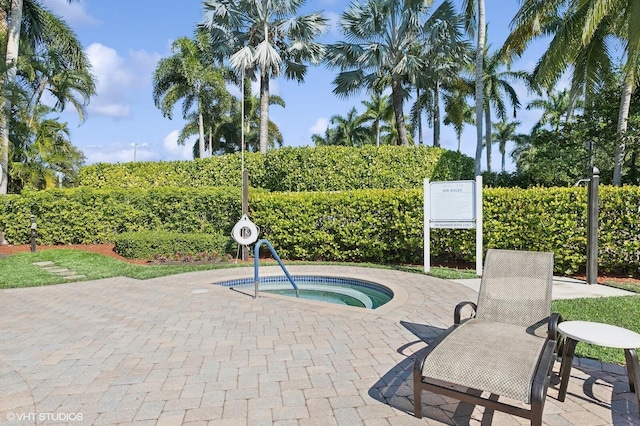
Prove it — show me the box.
[328,107,370,147]
[325,0,435,147]
[503,0,638,185]
[462,0,486,176]
[203,0,327,153]
[183,90,285,155]
[527,89,582,133]
[9,104,84,191]
[492,118,520,172]
[479,49,530,172]
[1,0,88,194]
[443,89,475,152]
[152,31,231,159]
[312,127,338,146]
[380,115,415,146]
[411,0,471,148]
[20,43,95,126]
[360,93,393,147]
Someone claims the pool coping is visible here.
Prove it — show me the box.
[212,265,411,317]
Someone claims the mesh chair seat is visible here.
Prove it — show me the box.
[420,319,547,403]
[413,249,559,426]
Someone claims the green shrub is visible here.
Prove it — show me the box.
[114,231,231,259]
[78,146,474,191]
[78,154,267,190]
[251,189,424,263]
[250,186,640,276]
[2,184,639,276]
[0,187,241,245]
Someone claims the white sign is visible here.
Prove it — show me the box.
[430,181,475,222]
[424,177,483,276]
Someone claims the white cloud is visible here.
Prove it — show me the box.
[309,117,329,134]
[83,141,160,164]
[85,43,160,119]
[128,49,162,86]
[85,43,132,118]
[162,130,194,160]
[42,0,98,26]
[88,104,131,119]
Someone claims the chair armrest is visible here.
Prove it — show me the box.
[547,313,562,340]
[454,301,477,325]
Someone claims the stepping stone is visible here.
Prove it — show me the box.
[32,261,55,266]
[63,275,86,280]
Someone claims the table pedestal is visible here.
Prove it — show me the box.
[557,321,640,416]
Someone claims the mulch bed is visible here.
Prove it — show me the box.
[0,243,147,264]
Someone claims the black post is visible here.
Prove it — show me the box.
[30,214,37,253]
[586,167,599,285]
[242,170,249,261]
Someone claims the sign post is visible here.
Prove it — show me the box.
[424,176,483,275]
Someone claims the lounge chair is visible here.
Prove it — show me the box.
[413,249,560,425]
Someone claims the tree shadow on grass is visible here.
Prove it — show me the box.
[368,320,497,425]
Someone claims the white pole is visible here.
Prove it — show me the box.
[424,178,430,273]
[241,68,245,174]
[475,175,483,276]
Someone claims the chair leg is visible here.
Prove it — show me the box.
[557,338,577,402]
[530,384,545,426]
[413,362,423,418]
[413,384,423,418]
[624,349,640,416]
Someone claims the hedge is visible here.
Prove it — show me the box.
[78,145,474,191]
[1,185,638,276]
[113,231,231,259]
[252,186,640,275]
[0,187,241,246]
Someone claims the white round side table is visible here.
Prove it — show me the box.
[557,320,640,415]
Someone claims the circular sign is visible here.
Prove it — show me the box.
[232,214,259,245]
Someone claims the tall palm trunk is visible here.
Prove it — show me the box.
[375,119,381,147]
[208,128,212,155]
[259,70,269,153]
[198,108,205,158]
[484,105,492,172]
[1,0,23,195]
[391,78,409,146]
[473,0,485,177]
[613,74,633,186]
[433,81,440,147]
[416,87,424,145]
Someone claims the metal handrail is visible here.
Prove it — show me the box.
[253,239,299,299]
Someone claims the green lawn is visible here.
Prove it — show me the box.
[2,249,638,365]
[552,295,640,365]
[0,250,477,289]
[0,250,244,288]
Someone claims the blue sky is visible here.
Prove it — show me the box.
[43,0,552,171]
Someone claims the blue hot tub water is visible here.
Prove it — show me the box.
[215,275,393,309]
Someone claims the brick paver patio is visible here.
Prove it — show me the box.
[1,265,639,425]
